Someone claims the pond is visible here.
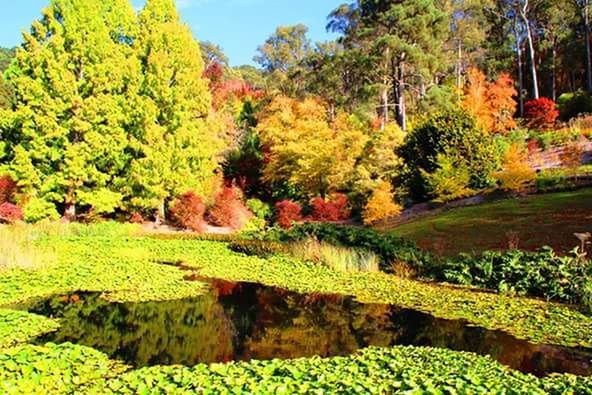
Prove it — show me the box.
[9,278,592,377]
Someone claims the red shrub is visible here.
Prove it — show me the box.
[0,203,23,224]
[524,98,559,129]
[310,193,351,222]
[169,192,206,233]
[0,175,17,204]
[130,212,144,224]
[527,138,540,154]
[207,187,252,230]
[275,200,302,229]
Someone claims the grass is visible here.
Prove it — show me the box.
[0,225,55,271]
[383,188,592,256]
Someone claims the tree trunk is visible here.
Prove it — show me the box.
[585,1,592,92]
[514,20,525,116]
[156,199,166,225]
[520,0,540,99]
[456,40,463,103]
[552,39,557,101]
[394,59,407,132]
[64,203,76,222]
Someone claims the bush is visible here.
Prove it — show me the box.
[0,203,23,224]
[400,109,497,201]
[420,153,474,203]
[557,90,592,121]
[275,200,302,229]
[207,187,252,230]
[23,198,60,223]
[0,175,17,204]
[363,181,402,225]
[524,98,559,129]
[130,213,144,224]
[310,193,350,222]
[169,192,206,232]
[246,198,272,220]
[494,143,536,192]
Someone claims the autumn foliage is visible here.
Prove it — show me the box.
[363,181,402,225]
[310,193,350,222]
[463,68,517,133]
[169,192,207,233]
[524,98,559,130]
[207,186,252,230]
[494,144,536,192]
[275,200,303,229]
[0,203,23,224]
[0,175,17,204]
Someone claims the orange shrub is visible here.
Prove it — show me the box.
[207,187,252,230]
[169,192,207,232]
[363,181,402,225]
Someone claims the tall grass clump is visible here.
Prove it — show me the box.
[290,238,380,273]
[0,225,55,271]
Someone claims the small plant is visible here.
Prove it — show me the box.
[363,181,402,225]
[524,98,559,129]
[275,200,302,229]
[310,193,350,222]
[169,191,206,232]
[390,260,417,278]
[130,212,144,224]
[0,203,23,224]
[290,238,380,273]
[0,175,17,204]
[207,187,252,230]
[246,198,272,220]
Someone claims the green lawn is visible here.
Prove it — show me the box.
[0,226,591,393]
[385,188,592,256]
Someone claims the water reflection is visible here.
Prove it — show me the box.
[11,279,592,377]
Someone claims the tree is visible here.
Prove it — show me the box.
[328,0,449,131]
[129,0,220,220]
[1,0,140,219]
[200,41,229,69]
[254,24,311,95]
[462,67,517,132]
[574,0,592,92]
[257,96,368,198]
[400,109,497,201]
[0,47,15,109]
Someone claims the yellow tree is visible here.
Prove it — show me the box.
[363,180,402,225]
[257,96,368,197]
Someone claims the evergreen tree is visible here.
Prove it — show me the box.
[130,0,220,220]
[1,0,139,219]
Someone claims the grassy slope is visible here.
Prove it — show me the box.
[384,188,592,256]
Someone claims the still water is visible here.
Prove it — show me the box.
[12,278,592,377]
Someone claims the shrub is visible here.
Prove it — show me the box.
[560,142,584,171]
[494,143,536,192]
[524,98,559,129]
[207,187,252,230]
[363,181,402,225]
[420,153,474,203]
[77,189,123,216]
[310,193,350,222]
[275,200,302,229]
[130,213,144,224]
[0,225,54,271]
[400,109,497,201]
[557,90,592,121]
[246,198,272,220]
[0,203,23,224]
[169,192,206,232]
[23,198,60,223]
[0,175,17,204]
[290,238,380,273]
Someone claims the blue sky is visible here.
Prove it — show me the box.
[0,0,344,66]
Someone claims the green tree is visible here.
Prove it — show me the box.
[0,47,15,109]
[254,24,312,95]
[1,0,140,219]
[130,0,220,220]
[329,0,449,131]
